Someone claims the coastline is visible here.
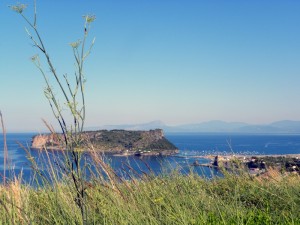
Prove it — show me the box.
[31,145,299,159]
[192,154,300,175]
[30,146,179,156]
[202,154,300,160]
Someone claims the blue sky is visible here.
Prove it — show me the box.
[1,1,300,132]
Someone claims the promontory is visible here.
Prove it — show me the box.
[31,129,179,156]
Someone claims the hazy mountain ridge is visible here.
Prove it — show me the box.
[87,120,300,134]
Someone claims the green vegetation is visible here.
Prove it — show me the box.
[89,129,178,153]
[0,169,299,224]
[32,129,178,154]
[258,156,300,172]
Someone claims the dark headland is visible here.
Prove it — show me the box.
[31,129,179,156]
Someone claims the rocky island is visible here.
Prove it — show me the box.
[31,129,179,156]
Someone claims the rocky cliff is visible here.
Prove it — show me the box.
[31,129,178,156]
[31,133,61,149]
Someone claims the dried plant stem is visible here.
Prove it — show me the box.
[10,2,95,224]
[0,111,8,185]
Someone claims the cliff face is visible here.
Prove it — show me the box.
[31,129,178,155]
[31,134,61,149]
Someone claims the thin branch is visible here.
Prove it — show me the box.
[0,111,8,185]
[34,0,37,27]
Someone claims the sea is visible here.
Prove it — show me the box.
[0,133,300,183]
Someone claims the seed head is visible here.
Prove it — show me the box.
[30,54,39,62]
[10,3,27,14]
[69,40,81,49]
[83,14,96,23]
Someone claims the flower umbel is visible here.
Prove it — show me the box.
[69,40,82,49]
[10,3,27,14]
[83,14,96,23]
[30,54,39,62]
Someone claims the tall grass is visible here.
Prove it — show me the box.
[0,166,299,224]
[0,111,8,185]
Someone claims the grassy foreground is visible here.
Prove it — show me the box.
[0,168,299,225]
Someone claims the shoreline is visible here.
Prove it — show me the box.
[31,146,299,159]
[202,154,300,160]
[30,146,179,156]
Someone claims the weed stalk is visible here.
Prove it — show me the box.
[10,2,95,224]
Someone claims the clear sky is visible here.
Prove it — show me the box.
[1,0,300,132]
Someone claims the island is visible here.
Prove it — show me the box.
[31,129,179,156]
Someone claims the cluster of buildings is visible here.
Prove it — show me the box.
[209,155,300,175]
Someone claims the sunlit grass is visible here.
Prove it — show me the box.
[0,167,299,224]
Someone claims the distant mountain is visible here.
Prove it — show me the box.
[87,120,169,131]
[175,120,249,132]
[87,120,300,134]
[236,125,281,133]
[269,120,300,133]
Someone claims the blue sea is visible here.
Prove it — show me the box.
[0,133,300,183]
